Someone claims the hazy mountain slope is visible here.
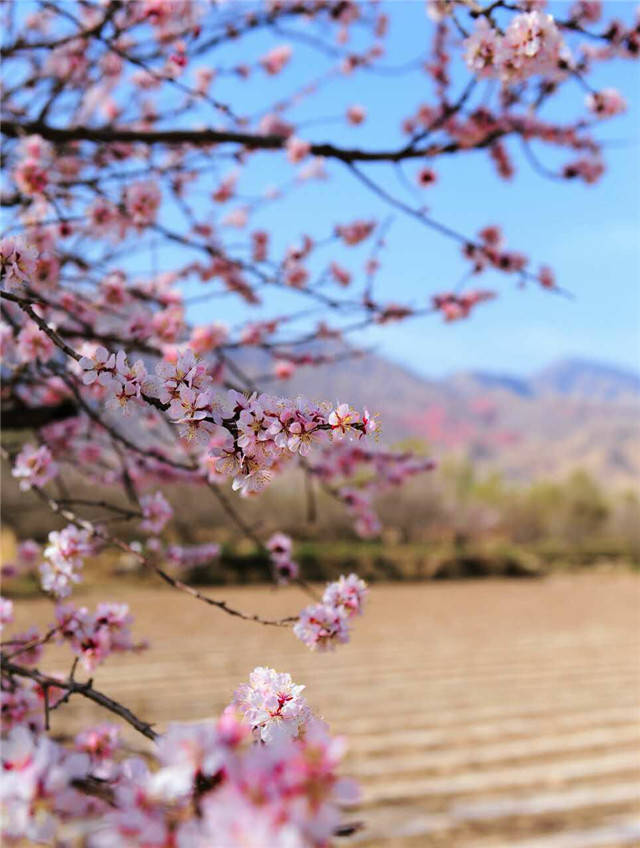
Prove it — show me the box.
[266,354,640,488]
[533,358,640,400]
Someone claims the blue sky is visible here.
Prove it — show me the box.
[174,0,640,379]
[11,1,638,380]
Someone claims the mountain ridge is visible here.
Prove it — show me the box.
[265,353,640,488]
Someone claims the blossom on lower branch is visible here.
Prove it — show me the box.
[294,574,368,651]
[1,670,357,847]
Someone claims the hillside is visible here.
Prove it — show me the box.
[262,355,640,488]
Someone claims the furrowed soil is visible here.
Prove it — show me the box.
[11,573,640,847]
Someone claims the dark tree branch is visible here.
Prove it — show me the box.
[1,118,480,163]
[1,657,159,741]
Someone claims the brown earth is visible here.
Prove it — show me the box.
[9,573,640,847]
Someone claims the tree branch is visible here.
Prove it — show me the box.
[1,118,470,163]
[1,657,159,741]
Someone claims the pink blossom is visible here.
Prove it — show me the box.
[272,558,300,584]
[14,158,49,196]
[16,322,56,363]
[231,464,272,496]
[297,157,327,181]
[570,1,602,23]
[150,721,225,800]
[336,220,375,246]
[274,360,296,380]
[586,88,626,118]
[212,172,237,203]
[267,533,292,558]
[222,206,249,228]
[251,230,269,261]
[78,345,116,387]
[32,253,59,288]
[464,17,501,78]
[562,156,605,184]
[266,533,299,584]
[346,104,367,125]
[0,236,37,287]
[538,265,556,289]
[360,408,378,437]
[194,66,215,95]
[140,491,173,534]
[56,601,141,671]
[75,723,120,759]
[190,322,228,354]
[284,262,309,288]
[5,626,44,666]
[323,574,368,618]
[497,11,571,82]
[0,596,14,631]
[286,137,311,164]
[293,603,351,651]
[0,680,45,732]
[465,11,571,83]
[12,444,58,491]
[330,262,351,286]
[40,525,93,598]
[427,0,455,21]
[328,403,354,435]
[232,667,312,743]
[107,351,148,412]
[18,540,41,566]
[1,724,92,843]
[260,44,292,75]
[123,180,161,230]
[87,198,121,236]
[155,349,200,403]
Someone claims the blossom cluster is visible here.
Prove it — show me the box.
[78,347,150,414]
[232,666,312,743]
[462,225,529,277]
[11,444,58,492]
[75,347,376,496]
[0,597,14,631]
[464,11,571,83]
[1,668,356,847]
[55,601,143,671]
[140,491,173,534]
[266,532,300,584]
[1,678,48,733]
[0,236,37,289]
[432,290,496,322]
[294,574,368,651]
[39,525,94,598]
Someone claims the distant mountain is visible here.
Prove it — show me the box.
[532,358,640,401]
[449,372,534,398]
[254,352,640,489]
